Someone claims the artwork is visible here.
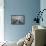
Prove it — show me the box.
[11,15,25,25]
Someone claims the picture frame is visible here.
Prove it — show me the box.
[11,15,25,25]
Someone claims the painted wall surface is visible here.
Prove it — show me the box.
[40,0,46,44]
[4,0,40,42]
[40,0,46,27]
[0,0,4,42]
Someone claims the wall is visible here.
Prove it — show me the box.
[40,0,46,45]
[4,0,40,42]
[40,0,46,27]
[0,0,4,42]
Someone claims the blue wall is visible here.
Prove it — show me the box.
[4,0,40,42]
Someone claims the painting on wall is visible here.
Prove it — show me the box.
[11,15,25,25]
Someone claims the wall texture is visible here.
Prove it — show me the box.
[40,0,46,27]
[0,0,4,42]
[40,0,46,45]
[4,0,40,42]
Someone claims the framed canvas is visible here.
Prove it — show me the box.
[11,15,25,25]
